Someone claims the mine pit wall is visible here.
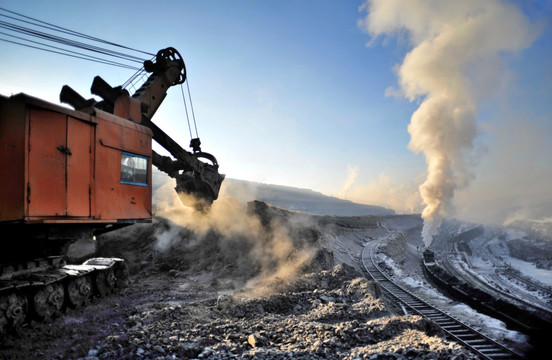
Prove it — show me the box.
[316,216,388,273]
[379,232,408,264]
[453,225,484,245]
[422,254,552,351]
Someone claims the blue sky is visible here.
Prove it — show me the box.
[1,0,551,222]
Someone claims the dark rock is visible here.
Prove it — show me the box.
[178,342,202,358]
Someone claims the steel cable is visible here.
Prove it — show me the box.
[0,37,141,70]
[0,7,154,56]
[0,31,141,70]
[1,6,203,138]
[181,83,194,140]
[186,80,199,139]
[0,20,145,63]
[0,7,151,70]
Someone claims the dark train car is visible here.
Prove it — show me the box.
[422,249,552,353]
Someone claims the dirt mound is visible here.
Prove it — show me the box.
[0,201,477,359]
[378,233,408,264]
[97,200,329,289]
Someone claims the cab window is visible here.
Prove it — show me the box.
[121,152,148,186]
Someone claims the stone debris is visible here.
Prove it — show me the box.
[0,203,480,360]
[56,263,473,360]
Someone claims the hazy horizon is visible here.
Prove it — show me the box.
[1,0,550,231]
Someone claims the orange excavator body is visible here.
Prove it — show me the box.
[0,47,224,333]
[0,93,153,225]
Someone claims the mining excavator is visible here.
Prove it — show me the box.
[0,47,225,333]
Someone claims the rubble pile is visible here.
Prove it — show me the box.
[0,202,478,359]
[87,264,475,360]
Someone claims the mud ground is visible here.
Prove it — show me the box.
[0,202,478,360]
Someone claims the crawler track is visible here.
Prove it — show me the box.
[0,257,129,335]
[361,239,525,360]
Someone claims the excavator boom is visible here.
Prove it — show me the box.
[61,47,224,206]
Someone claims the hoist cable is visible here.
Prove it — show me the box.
[122,54,156,89]
[0,20,145,63]
[123,68,148,89]
[186,79,199,139]
[0,30,141,69]
[0,6,205,139]
[0,37,140,70]
[180,83,194,140]
[0,7,154,56]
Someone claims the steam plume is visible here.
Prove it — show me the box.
[360,0,537,246]
[338,165,359,199]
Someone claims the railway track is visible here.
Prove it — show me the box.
[482,245,552,309]
[360,238,525,360]
[435,235,552,317]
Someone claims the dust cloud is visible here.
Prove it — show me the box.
[152,174,318,295]
[359,0,538,247]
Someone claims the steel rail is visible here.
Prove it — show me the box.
[436,236,552,317]
[481,245,552,309]
[360,237,525,360]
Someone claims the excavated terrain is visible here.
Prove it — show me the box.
[0,200,477,360]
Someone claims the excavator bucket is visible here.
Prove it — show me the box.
[152,149,224,211]
[175,173,218,210]
[174,160,225,211]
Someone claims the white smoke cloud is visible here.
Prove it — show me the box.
[338,165,359,199]
[359,0,538,247]
[455,113,552,225]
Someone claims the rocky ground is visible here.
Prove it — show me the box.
[0,200,478,360]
